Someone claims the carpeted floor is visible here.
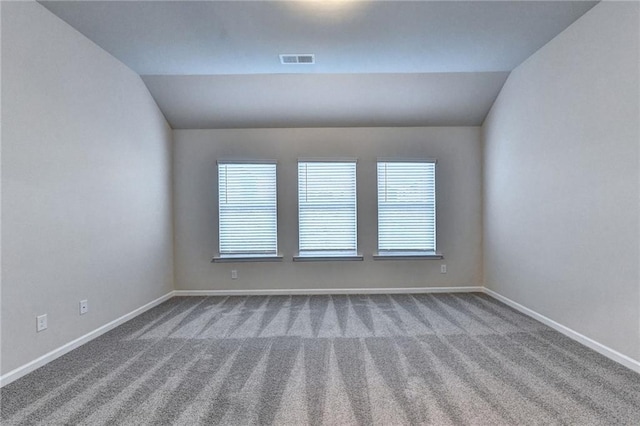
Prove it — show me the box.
[2,293,640,425]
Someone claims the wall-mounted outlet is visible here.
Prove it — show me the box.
[80,299,88,315]
[440,264,447,274]
[36,314,48,332]
[231,270,238,280]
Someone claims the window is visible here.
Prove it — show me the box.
[376,161,438,256]
[216,162,278,260]
[296,161,360,259]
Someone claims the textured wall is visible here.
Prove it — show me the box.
[1,2,174,375]
[174,127,482,291]
[483,1,640,361]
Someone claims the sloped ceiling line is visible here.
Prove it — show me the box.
[39,1,598,128]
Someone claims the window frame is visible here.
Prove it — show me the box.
[374,159,442,260]
[212,160,282,263]
[294,159,362,262]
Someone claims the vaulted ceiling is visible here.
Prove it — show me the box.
[39,1,598,128]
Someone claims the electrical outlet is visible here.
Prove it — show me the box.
[231,270,238,279]
[440,264,447,274]
[80,300,88,315]
[36,314,48,332]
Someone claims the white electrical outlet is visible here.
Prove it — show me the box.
[231,270,238,279]
[36,314,48,332]
[80,300,88,315]
[440,264,447,274]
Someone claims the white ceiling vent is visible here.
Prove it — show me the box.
[280,54,315,65]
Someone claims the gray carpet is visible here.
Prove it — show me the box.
[2,293,640,425]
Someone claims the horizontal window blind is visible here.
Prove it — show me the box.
[218,163,277,255]
[298,161,357,255]
[377,161,436,252]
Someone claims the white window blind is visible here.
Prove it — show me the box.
[218,162,277,256]
[377,161,436,252]
[298,161,357,256]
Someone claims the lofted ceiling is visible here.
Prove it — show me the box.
[39,0,598,129]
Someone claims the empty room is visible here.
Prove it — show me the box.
[1,0,639,424]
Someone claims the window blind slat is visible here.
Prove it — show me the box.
[298,161,357,255]
[218,163,277,255]
[377,162,436,252]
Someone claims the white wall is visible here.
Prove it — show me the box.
[174,127,482,291]
[483,1,640,361]
[1,2,174,375]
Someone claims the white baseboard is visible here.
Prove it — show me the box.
[484,288,640,374]
[0,291,175,388]
[173,286,483,297]
[4,286,637,388]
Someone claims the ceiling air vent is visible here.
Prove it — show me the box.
[280,54,315,65]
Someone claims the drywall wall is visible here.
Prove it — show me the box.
[483,1,640,361]
[174,127,482,291]
[1,1,174,375]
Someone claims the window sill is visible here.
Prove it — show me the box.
[212,254,283,263]
[373,251,443,260]
[293,253,364,262]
